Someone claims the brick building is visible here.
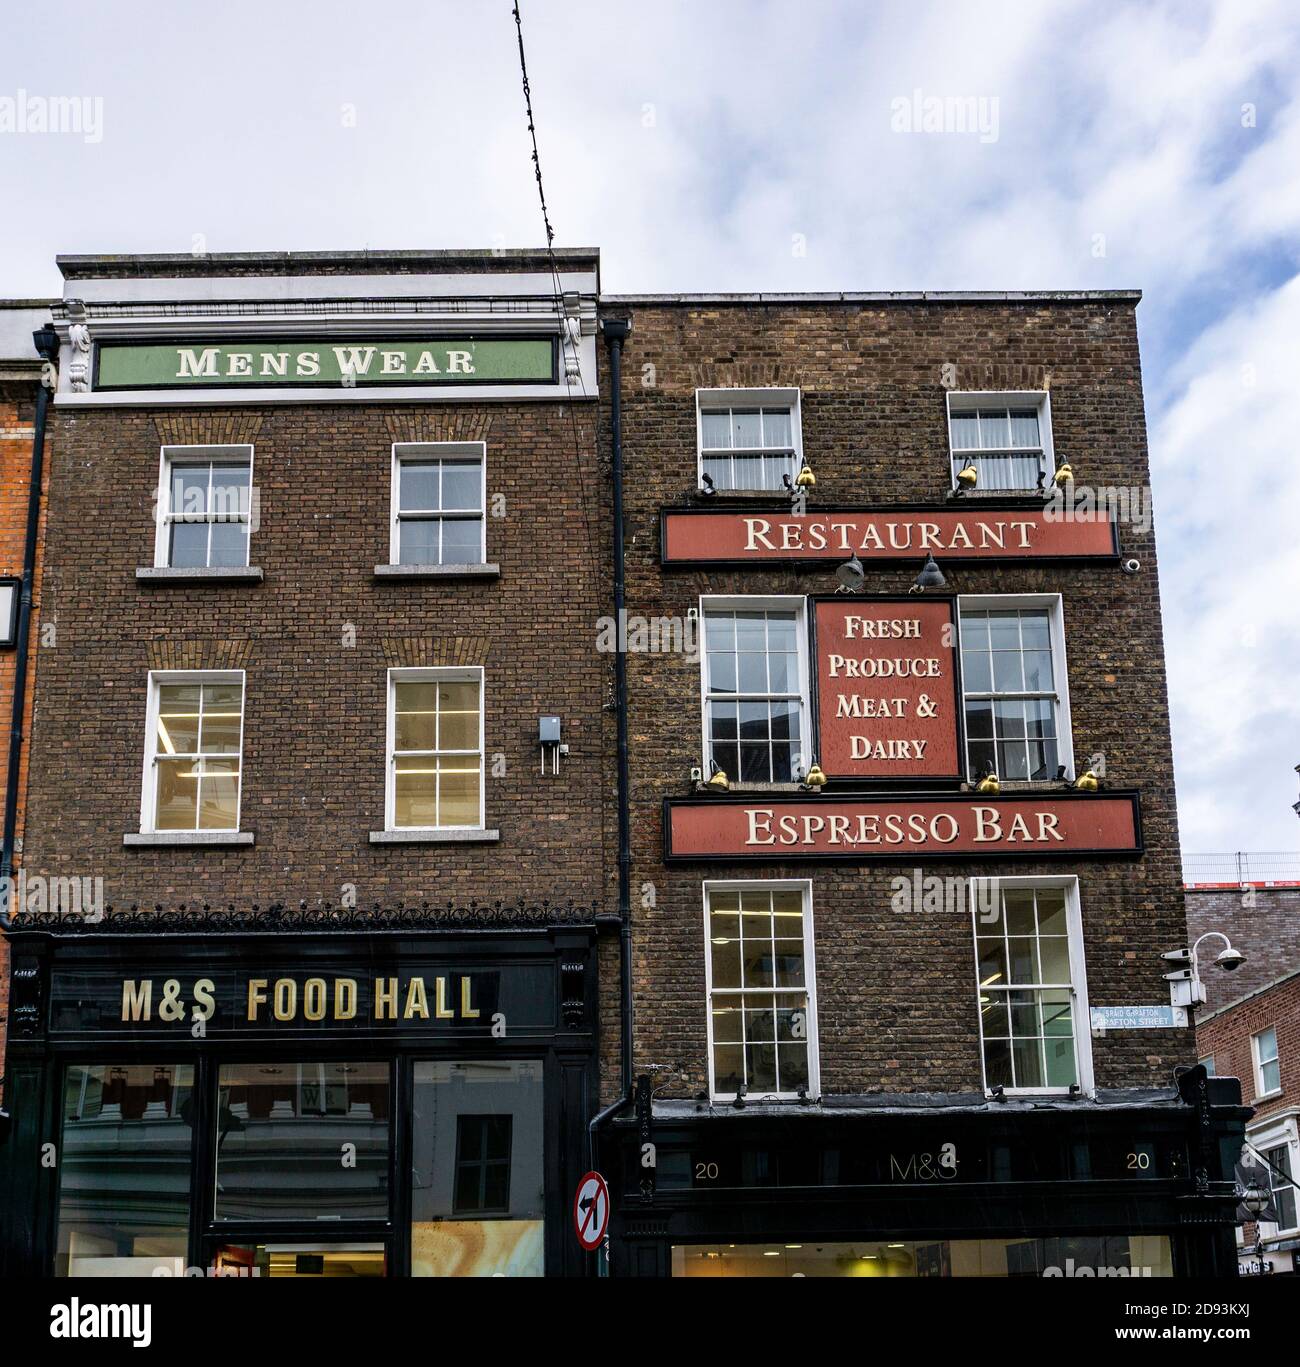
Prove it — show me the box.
[594,291,1248,1277]
[1188,871,1300,1275]
[0,252,614,1278]
[0,300,54,1096]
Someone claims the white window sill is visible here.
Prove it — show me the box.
[124,831,254,847]
[369,828,500,844]
[1254,1089,1283,1103]
[695,781,804,794]
[695,487,790,501]
[945,487,1046,500]
[374,563,499,580]
[137,566,264,584]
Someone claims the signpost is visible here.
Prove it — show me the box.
[1089,1005,1188,1030]
[573,1170,609,1251]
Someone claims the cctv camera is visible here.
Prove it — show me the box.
[1121,557,1141,574]
[1215,946,1246,971]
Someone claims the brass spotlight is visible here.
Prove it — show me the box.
[795,462,816,489]
[1074,768,1099,792]
[803,762,827,789]
[705,764,730,792]
[956,462,979,490]
[1052,462,1074,486]
[976,771,1001,795]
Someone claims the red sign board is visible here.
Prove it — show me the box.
[664,793,1141,861]
[662,506,1118,565]
[814,597,961,781]
[573,1170,609,1250]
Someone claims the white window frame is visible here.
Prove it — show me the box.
[1246,1119,1300,1239]
[389,441,487,567]
[956,593,1075,783]
[969,874,1094,1098]
[153,444,254,569]
[697,594,811,784]
[945,390,1054,492]
[139,669,246,834]
[701,878,820,1103]
[695,387,803,493]
[1253,1026,1282,1100]
[385,666,486,832]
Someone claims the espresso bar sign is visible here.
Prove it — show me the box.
[815,597,961,781]
[94,337,556,390]
[661,506,1119,565]
[664,793,1142,861]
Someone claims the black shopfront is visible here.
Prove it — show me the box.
[0,914,599,1278]
[604,1090,1250,1278]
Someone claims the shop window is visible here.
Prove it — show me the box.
[697,388,802,492]
[946,392,1053,491]
[211,1243,386,1278]
[971,878,1093,1095]
[704,881,819,1102]
[214,1062,390,1221]
[390,441,485,565]
[957,595,1073,782]
[411,1061,544,1277]
[386,667,485,830]
[155,445,253,568]
[141,671,245,832]
[701,600,807,784]
[55,1064,194,1276]
[1253,1026,1281,1097]
[1263,1144,1297,1231]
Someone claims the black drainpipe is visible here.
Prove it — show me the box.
[0,325,59,931]
[589,315,634,1169]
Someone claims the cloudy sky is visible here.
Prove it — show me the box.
[2,0,1297,858]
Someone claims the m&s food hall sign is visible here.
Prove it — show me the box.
[93,337,556,389]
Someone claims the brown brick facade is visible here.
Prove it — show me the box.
[608,298,1193,1100]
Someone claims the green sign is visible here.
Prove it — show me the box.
[95,337,556,389]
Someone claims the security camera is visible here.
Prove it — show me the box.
[1121,558,1141,574]
[1215,946,1246,972]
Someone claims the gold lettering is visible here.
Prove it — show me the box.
[404,977,430,1020]
[461,976,480,1019]
[246,979,268,1021]
[303,977,327,1021]
[335,978,357,1019]
[121,979,152,1023]
[273,979,297,1021]
[374,976,398,1020]
[435,976,455,1019]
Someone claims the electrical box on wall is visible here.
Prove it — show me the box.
[539,715,566,776]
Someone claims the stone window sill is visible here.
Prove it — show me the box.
[124,831,255,847]
[373,563,500,581]
[369,828,501,844]
[137,566,264,584]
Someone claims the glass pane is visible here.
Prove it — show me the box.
[1038,936,1071,983]
[981,996,1010,1038]
[1020,612,1052,649]
[1008,410,1040,446]
[399,519,439,565]
[1013,1038,1045,1088]
[707,651,737,694]
[737,653,767,693]
[438,765,481,827]
[1008,990,1039,1037]
[1025,697,1056,739]
[216,1062,390,1221]
[199,687,242,754]
[700,411,731,449]
[732,410,763,448]
[738,701,768,741]
[440,461,481,511]
[394,682,438,751]
[701,455,730,487]
[197,757,240,830]
[713,1044,743,1093]
[761,408,793,447]
[965,698,994,738]
[743,941,774,988]
[977,938,1007,985]
[950,412,979,449]
[170,464,209,517]
[739,742,769,783]
[1023,650,1054,691]
[978,411,1011,449]
[772,939,805,988]
[439,518,482,564]
[154,757,199,830]
[395,758,438,827]
[168,519,208,568]
[1008,938,1037,984]
[992,652,1024,691]
[710,922,742,989]
[999,742,1030,781]
[967,740,996,778]
[994,700,1027,738]
[986,612,1020,650]
[983,1038,1013,1089]
[960,612,989,649]
[709,700,738,741]
[962,650,992,693]
[1043,1035,1077,1088]
[399,462,441,511]
[711,1004,743,1045]
[157,684,201,754]
[1037,889,1068,934]
[55,1064,194,1277]
[1003,890,1037,936]
[438,681,481,750]
[1041,990,1073,1035]
[745,1042,778,1093]
[704,613,735,651]
[733,614,767,652]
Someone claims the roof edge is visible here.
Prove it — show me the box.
[601,289,1142,305]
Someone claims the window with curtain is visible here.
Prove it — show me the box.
[699,403,799,491]
[949,403,1048,490]
[703,607,804,783]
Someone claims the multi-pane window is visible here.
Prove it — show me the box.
[960,605,1061,781]
[388,669,483,829]
[158,446,252,568]
[453,1115,513,1215]
[144,673,244,832]
[706,884,817,1100]
[699,398,799,491]
[1264,1145,1297,1230]
[949,401,1049,490]
[392,443,485,565]
[703,607,804,783]
[974,883,1086,1092]
[1254,1027,1281,1096]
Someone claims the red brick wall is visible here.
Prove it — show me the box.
[605,298,1193,1098]
[0,391,43,1093]
[1198,972,1300,1120]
